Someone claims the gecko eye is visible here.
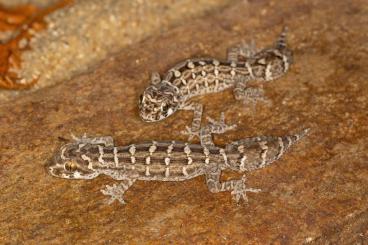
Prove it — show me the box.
[162,104,169,113]
[65,161,78,172]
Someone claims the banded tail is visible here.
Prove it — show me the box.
[225,128,310,172]
[275,26,288,50]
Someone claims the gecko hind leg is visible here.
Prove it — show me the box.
[205,168,261,203]
[206,112,237,134]
[101,178,137,205]
[227,40,257,62]
[200,112,237,147]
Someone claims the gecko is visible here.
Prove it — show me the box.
[138,27,293,140]
[46,114,309,205]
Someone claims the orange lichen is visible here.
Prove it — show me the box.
[0,0,73,90]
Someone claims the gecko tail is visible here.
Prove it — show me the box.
[224,128,310,172]
[290,128,310,143]
[275,26,289,50]
[279,128,310,152]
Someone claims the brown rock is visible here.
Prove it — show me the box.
[1,0,367,244]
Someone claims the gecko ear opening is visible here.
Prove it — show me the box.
[150,72,161,85]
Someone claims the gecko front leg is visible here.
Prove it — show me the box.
[101,178,137,205]
[98,170,139,205]
[180,101,203,141]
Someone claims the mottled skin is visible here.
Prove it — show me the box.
[47,115,309,205]
[138,27,293,140]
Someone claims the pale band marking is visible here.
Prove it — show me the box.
[182,167,188,176]
[239,155,247,171]
[113,147,118,167]
[131,156,136,164]
[203,147,210,156]
[167,142,174,155]
[145,166,150,176]
[277,137,285,158]
[61,147,67,160]
[129,145,136,156]
[245,62,254,79]
[259,141,269,168]
[98,145,106,166]
[187,157,193,165]
[184,144,191,155]
[265,63,273,81]
[187,61,195,69]
[282,55,289,72]
[81,154,93,169]
[237,145,245,153]
[149,143,157,155]
[146,156,151,165]
[220,148,228,166]
[174,70,181,77]
[165,167,170,177]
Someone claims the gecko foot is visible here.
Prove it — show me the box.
[231,176,261,203]
[237,39,257,60]
[227,40,257,62]
[181,126,200,141]
[101,184,127,205]
[206,112,237,134]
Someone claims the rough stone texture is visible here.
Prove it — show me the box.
[1,0,368,244]
[0,0,58,7]
[0,0,233,101]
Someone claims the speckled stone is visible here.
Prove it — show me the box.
[0,0,233,102]
[0,0,368,244]
[0,0,58,7]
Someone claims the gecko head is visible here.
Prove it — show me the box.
[252,47,293,82]
[138,81,181,122]
[46,143,99,180]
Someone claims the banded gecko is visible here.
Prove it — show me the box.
[47,115,308,205]
[138,27,293,140]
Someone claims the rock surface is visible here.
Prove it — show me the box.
[1,0,368,244]
[0,0,233,101]
[0,0,58,7]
